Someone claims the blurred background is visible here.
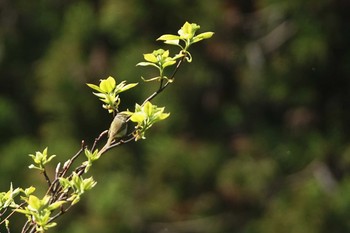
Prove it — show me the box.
[1,0,350,232]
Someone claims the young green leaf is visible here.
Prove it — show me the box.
[157,34,181,41]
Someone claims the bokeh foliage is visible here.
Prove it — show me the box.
[1,0,350,232]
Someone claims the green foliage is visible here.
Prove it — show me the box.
[87,76,138,114]
[138,22,214,82]
[83,149,99,173]
[157,21,214,53]
[137,49,176,82]
[16,195,65,232]
[59,173,96,205]
[28,148,56,171]
[0,184,21,210]
[128,101,170,141]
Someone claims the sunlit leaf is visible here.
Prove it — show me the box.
[136,62,159,68]
[130,112,146,123]
[143,101,153,116]
[119,82,138,92]
[143,53,158,63]
[157,34,180,41]
[164,39,180,46]
[192,32,214,43]
[99,76,116,93]
[159,112,170,120]
[27,195,41,210]
[162,60,176,68]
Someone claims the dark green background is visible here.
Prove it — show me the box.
[1,0,350,232]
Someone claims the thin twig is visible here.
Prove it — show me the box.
[0,202,26,226]
[46,142,85,197]
[91,130,108,152]
[59,142,85,178]
[42,168,51,187]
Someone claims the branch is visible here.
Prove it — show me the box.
[141,54,186,106]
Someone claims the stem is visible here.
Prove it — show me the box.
[91,130,108,152]
[42,168,51,187]
[46,142,85,198]
[141,54,186,106]
[0,202,26,226]
[59,142,85,178]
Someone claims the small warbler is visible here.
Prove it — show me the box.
[107,112,128,144]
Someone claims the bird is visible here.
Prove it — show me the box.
[107,112,128,145]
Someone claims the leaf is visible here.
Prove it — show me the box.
[72,196,81,205]
[197,31,214,39]
[143,101,153,116]
[43,147,48,156]
[162,60,176,68]
[92,92,106,99]
[178,21,192,38]
[48,201,65,211]
[14,208,30,214]
[83,177,97,190]
[136,62,159,68]
[162,50,170,58]
[24,187,36,196]
[159,112,170,120]
[192,32,214,43]
[45,222,57,229]
[164,39,180,46]
[87,84,102,93]
[46,154,56,164]
[143,53,158,63]
[119,82,138,92]
[27,195,41,210]
[130,112,146,123]
[157,34,180,41]
[99,76,116,93]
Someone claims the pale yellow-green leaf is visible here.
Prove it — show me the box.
[100,76,116,93]
[192,32,214,43]
[159,112,170,120]
[197,31,214,39]
[14,208,30,214]
[162,50,170,58]
[143,101,153,116]
[24,186,36,196]
[119,82,138,92]
[157,34,180,41]
[71,195,80,205]
[28,195,41,210]
[46,154,56,163]
[92,92,106,98]
[162,60,176,68]
[134,103,142,112]
[130,112,146,123]
[48,201,66,211]
[87,83,103,92]
[43,147,48,156]
[136,62,159,69]
[143,53,158,63]
[164,39,180,46]
[45,222,57,229]
[179,21,192,38]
